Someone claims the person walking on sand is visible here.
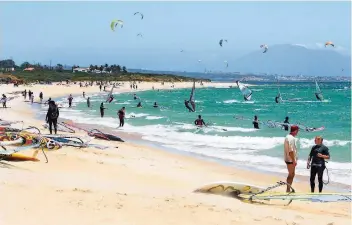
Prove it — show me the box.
[46,100,59,135]
[284,125,299,192]
[307,136,330,193]
[39,92,43,102]
[118,107,126,127]
[1,94,7,108]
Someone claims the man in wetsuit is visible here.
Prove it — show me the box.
[118,107,126,127]
[253,115,259,129]
[283,125,299,192]
[68,94,73,108]
[194,115,206,127]
[153,102,158,108]
[283,116,289,131]
[137,102,142,108]
[87,97,91,108]
[100,102,105,117]
[307,136,330,193]
[46,100,59,135]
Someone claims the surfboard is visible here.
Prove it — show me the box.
[1,153,40,162]
[194,181,266,196]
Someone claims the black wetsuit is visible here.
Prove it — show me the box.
[253,120,259,129]
[275,96,280,103]
[100,105,105,117]
[283,119,289,131]
[315,93,322,101]
[87,99,90,108]
[46,105,59,134]
[309,144,330,193]
[68,97,73,108]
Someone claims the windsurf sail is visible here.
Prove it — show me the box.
[236,81,252,101]
[275,79,283,103]
[315,80,324,101]
[106,85,115,103]
[189,81,196,112]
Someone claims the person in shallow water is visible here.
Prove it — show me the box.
[137,101,142,108]
[194,115,206,127]
[253,115,259,129]
[87,97,91,108]
[307,136,330,193]
[283,125,299,193]
[283,116,290,131]
[100,102,105,117]
[153,102,158,108]
[118,107,126,127]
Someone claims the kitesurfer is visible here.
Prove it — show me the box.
[184,100,194,112]
[283,125,299,193]
[194,115,206,127]
[87,97,91,108]
[153,102,158,108]
[46,100,59,135]
[137,101,142,108]
[283,116,289,131]
[100,102,105,117]
[68,94,73,108]
[118,107,126,127]
[253,115,259,129]
[307,136,330,193]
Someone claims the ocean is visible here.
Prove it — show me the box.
[40,82,351,186]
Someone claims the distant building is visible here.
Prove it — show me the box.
[73,68,89,73]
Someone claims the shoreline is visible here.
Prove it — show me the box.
[34,86,350,192]
[1,81,351,225]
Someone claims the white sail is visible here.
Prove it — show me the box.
[237,81,252,101]
[189,81,196,111]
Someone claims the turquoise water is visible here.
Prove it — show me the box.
[53,82,351,185]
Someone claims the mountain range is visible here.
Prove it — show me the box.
[228,44,350,77]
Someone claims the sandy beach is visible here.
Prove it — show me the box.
[0,81,350,225]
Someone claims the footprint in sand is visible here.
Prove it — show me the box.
[72,188,92,193]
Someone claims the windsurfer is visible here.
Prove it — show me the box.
[307,136,330,193]
[153,102,158,108]
[118,107,126,127]
[184,100,194,112]
[46,100,59,135]
[194,115,206,127]
[107,95,114,103]
[253,115,259,129]
[284,125,299,192]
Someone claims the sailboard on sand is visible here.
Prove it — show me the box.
[194,181,351,205]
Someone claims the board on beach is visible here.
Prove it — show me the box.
[1,153,40,162]
[194,181,266,196]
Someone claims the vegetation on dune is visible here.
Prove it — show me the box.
[0,59,211,83]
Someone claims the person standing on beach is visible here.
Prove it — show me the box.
[99,84,102,92]
[68,94,73,108]
[284,125,299,192]
[118,107,126,127]
[83,92,85,98]
[307,136,330,193]
[1,94,7,108]
[31,94,34,104]
[46,100,59,135]
[39,92,43,102]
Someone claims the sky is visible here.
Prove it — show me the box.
[0,1,351,72]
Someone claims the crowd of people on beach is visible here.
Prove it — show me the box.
[1,80,332,193]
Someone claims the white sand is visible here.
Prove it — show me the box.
[0,81,350,225]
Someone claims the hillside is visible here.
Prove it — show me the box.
[231,44,351,76]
